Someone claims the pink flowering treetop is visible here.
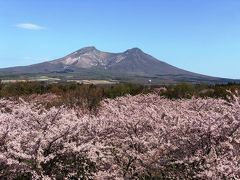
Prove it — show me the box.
[0,92,240,179]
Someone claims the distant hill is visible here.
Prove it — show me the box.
[0,46,239,84]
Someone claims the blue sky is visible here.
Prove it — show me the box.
[0,0,240,79]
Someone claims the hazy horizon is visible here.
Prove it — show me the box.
[1,0,240,79]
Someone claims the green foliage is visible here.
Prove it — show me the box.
[0,81,148,111]
[0,81,48,98]
[104,83,147,99]
[161,83,240,100]
[1,81,240,110]
[162,83,196,99]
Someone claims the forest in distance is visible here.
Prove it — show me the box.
[1,81,240,108]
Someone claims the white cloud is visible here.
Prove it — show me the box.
[16,23,46,30]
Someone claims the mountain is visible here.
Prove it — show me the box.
[0,46,238,84]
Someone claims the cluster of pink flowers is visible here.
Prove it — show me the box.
[0,93,240,179]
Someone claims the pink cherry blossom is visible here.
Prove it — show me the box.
[0,92,240,179]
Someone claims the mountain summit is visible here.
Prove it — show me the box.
[0,47,236,84]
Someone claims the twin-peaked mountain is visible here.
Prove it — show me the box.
[0,47,237,84]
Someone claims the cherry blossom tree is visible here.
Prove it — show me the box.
[0,92,240,179]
